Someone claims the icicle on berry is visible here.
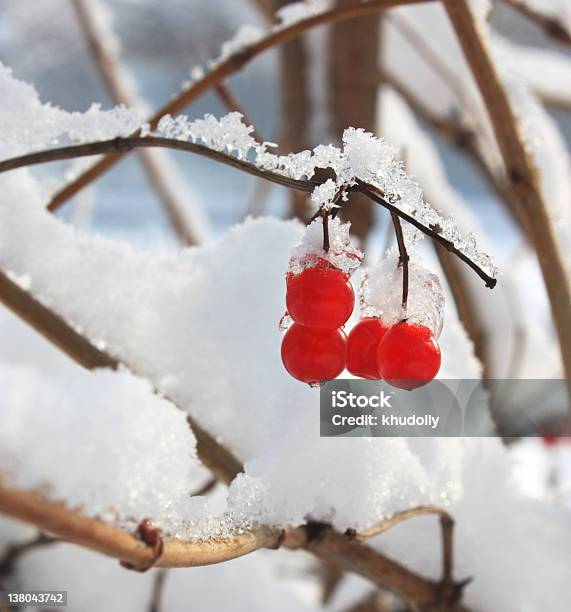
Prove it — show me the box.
[347,317,388,380]
[286,262,354,329]
[376,322,441,391]
[281,323,347,385]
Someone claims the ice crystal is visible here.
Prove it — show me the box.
[363,249,445,338]
[152,113,496,280]
[217,24,264,63]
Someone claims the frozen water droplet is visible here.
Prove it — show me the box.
[278,312,293,334]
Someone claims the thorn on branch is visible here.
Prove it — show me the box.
[121,519,164,572]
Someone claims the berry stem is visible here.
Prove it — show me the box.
[322,211,330,253]
[391,212,409,310]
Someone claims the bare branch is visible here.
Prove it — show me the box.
[0,533,56,578]
[302,525,440,610]
[380,68,533,241]
[499,0,571,46]
[351,506,453,543]
[71,0,206,246]
[47,0,431,211]
[148,569,168,612]
[442,0,571,411]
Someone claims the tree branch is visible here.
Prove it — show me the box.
[0,138,496,289]
[499,0,571,46]
[0,136,317,193]
[442,0,571,412]
[71,0,207,246]
[356,181,496,289]
[350,505,453,543]
[0,533,56,578]
[46,0,431,211]
[0,484,279,568]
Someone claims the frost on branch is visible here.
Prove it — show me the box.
[275,0,332,27]
[0,63,144,155]
[155,113,497,281]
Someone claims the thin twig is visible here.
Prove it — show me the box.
[0,533,56,578]
[499,0,571,46]
[323,211,330,253]
[356,181,496,289]
[443,0,571,413]
[148,569,168,612]
[191,478,217,497]
[385,13,473,115]
[391,212,409,311]
[440,515,454,600]
[381,67,533,241]
[46,0,430,211]
[0,137,317,193]
[71,0,206,246]
[351,506,453,543]
[0,137,496,289]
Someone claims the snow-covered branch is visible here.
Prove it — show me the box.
[47,0,431,211]
[0,130,497,288]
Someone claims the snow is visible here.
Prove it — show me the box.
[155,112,496,280]
[217,24,264,63]
[0,17,570,612]
[364,249,446,338]
[0,308,211,536]
[287,216,363,276]
[0,64,144,155]
[275,1,332,27]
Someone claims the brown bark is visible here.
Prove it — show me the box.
[443,0,571,411]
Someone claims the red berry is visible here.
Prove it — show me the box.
[347,318,388,380]
[376,322,441,391]
[281,323,346,384]
[286,264,354,329]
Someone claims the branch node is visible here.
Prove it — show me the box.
[120,519,164,572]
[305,521,330,544]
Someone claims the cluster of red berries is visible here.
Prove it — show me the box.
[280,258,441,390]
[281,258,353,385]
